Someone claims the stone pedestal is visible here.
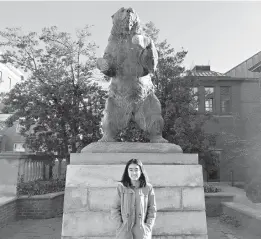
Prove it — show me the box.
[61,142,208,239]
[0,152,27,197]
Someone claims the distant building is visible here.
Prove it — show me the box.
[0,62,27,152]
[0,63,24,92]
[186,64,260,182]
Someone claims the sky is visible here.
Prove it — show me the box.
[0,1,261,74]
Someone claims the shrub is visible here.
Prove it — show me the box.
[220,213,241,227]
[17,177,65,197]
[204,183,222,193]
[245,175,261,203]
[234,182,245,190]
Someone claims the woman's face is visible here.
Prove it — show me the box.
[128,163,141,181]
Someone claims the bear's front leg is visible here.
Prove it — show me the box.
[97,35,118,77]
[139,40,158,73]
[132,35,158,74]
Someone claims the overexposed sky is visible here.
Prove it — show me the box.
[0,1,261,73]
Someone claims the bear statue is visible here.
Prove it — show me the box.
[97,7,168,143]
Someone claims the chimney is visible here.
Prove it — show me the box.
[192,65,211,71]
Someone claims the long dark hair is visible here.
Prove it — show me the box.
[120,158,149,188]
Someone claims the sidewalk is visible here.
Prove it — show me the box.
[0,217,62,239]
[210,182,261,210]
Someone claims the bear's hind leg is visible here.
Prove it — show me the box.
[99,97,132,142]
[134,93,168,143]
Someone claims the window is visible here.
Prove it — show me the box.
[220,86,231,114]
[13,143,25,152]
[204,87,214,112]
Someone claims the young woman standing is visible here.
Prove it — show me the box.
[111,158,157,239]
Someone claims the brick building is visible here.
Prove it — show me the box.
[190,52,261,182]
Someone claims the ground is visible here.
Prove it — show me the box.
[0,216,259,239]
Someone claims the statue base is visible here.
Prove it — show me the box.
[61,142,208,239]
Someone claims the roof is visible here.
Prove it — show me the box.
[189,65,229,77]
[248,60,261,73]
[225,50,261,78]
[225,50,261,74]
[189,70,227,77]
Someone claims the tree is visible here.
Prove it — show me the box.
[0,26,107,164]
[220,106,261,177]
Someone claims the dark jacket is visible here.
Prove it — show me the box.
[111,182,157,239]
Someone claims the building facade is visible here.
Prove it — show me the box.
[188,64,261,182]
[0,63,26,152]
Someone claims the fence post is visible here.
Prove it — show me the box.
[42,163,46,180]
[57,158,62,179]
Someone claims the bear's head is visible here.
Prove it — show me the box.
[111,7,142,36]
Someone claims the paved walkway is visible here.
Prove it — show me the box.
[210,182,261,211]
[0,216,259,239]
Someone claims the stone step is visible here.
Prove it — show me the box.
[70,153,198,165]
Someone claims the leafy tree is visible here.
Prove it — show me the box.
[0,26,107,163]
[220,107,261,180]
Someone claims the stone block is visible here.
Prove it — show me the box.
[182,187,205,210]
[152,237,207,239]
[61,211,207,237]
[71,153,198,165]
[89,188,116,211]
[62,211,115,237]
[66,165,203,188]
[152,237,183,239]
[184,236,208,239]
[80,142,183,153]
[155,187,181,210]
[63,187,88,213]
[61,237,114,239]
[153,211,207,235]
[0,157,20,197]
[64,187,188,212]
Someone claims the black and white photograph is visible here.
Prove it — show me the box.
[0,1,261,239]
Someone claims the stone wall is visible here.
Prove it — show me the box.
[0,192,64,227]
[0,198,17,227]
[205,193,234,217]
[0,152,27,197]
[17,192,64,219]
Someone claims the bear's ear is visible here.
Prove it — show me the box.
[111,7,124,19]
